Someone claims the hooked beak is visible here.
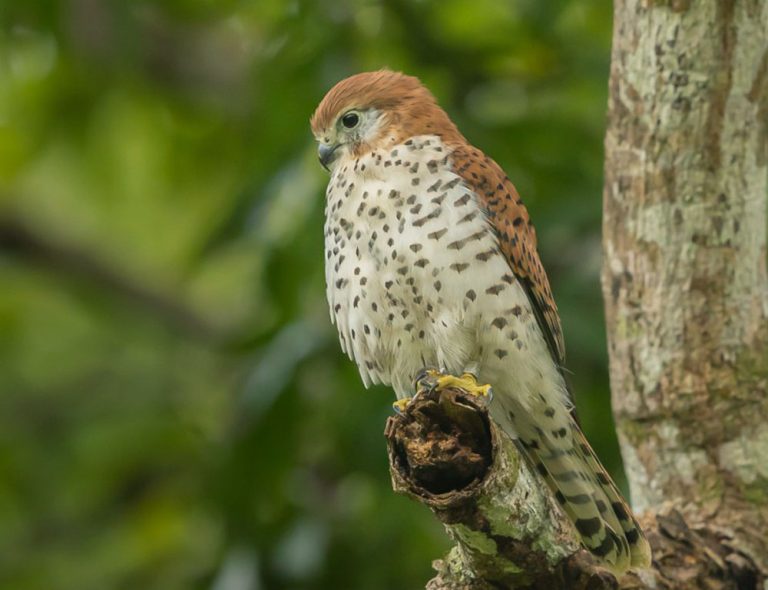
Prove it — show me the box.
[318,143,341,172]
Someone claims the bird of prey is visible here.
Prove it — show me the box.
[311,70,651,573]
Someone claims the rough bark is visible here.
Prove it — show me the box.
[384,1,768,588]
[602,0,768,586]
[385,386,620,590]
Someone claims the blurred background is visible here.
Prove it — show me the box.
[0,1,618,589]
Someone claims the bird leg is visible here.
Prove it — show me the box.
[392,368,442,413]
[393,368,493,413]
[415,368,493,401]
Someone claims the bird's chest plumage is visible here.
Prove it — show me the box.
[324,136,542,398]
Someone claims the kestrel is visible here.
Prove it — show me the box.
[311,70,650,573]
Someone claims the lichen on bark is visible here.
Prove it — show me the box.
[603,0,768,582]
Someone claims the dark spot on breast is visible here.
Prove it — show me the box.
[430,193,446,205]
[453,194,470,207]
[443,178,460,190]
[413,208,442,227]
[428,228,447,240]
[427,180,442,192]
[491,317,507,329]
[475,249,495,261]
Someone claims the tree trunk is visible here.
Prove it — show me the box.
[386,1,768,588]
[602,0,768,585]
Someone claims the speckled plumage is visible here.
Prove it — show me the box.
[312,71,651,573]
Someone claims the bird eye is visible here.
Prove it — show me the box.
[341,112,360,129]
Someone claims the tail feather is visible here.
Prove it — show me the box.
[569,424,652,568]
[495,403,651,573]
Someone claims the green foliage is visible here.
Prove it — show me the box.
[0,1,620,588]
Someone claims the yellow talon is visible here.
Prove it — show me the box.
[416,369,493,400]
[392,397,412,414]
[437,372,493,399]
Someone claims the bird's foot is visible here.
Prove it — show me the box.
[414,368,493,401]
[392,397,412,414]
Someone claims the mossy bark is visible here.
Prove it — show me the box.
[385,387,620,590]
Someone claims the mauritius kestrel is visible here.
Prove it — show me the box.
[311,70,651,573]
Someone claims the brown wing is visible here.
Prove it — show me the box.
[449,144,566,366]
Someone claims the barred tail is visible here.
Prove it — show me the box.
[568,424,652,568]
[496,405,651,573]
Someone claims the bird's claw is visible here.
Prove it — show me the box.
[413,367,440,393]
[392,397,412,414]
[413,368,493,402]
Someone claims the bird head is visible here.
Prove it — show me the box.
[310,70,463,172]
